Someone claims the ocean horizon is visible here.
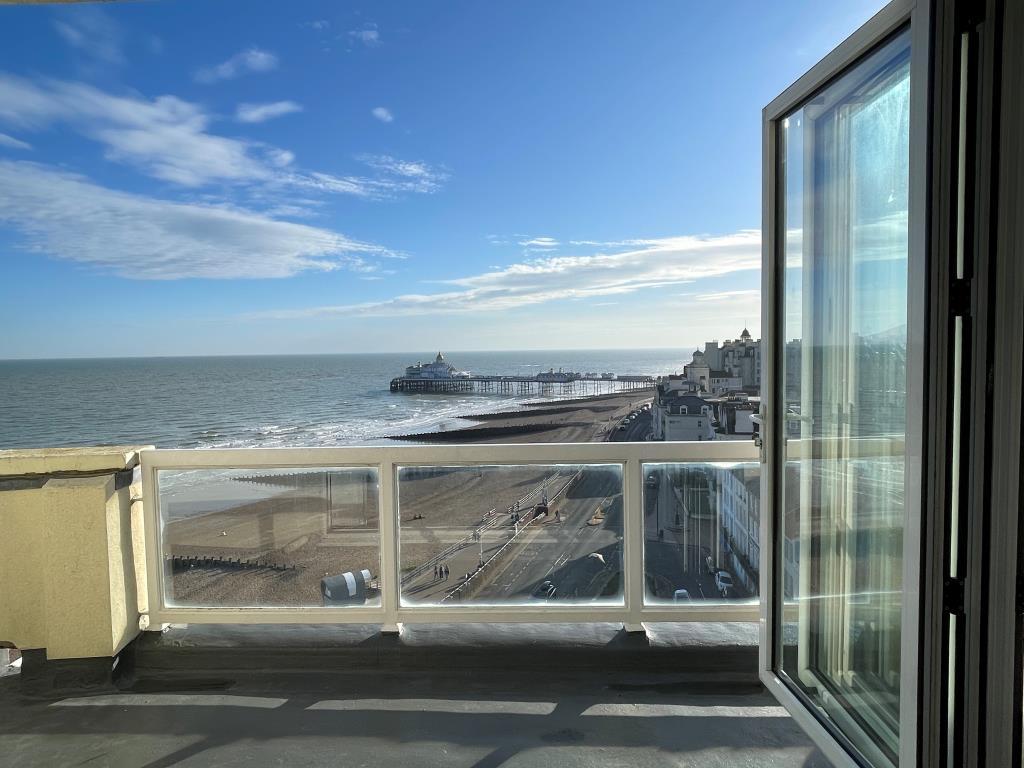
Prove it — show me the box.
[0,349,689,450]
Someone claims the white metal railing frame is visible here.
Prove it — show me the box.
[140,440,761,630]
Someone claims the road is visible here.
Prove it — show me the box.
[642,471,746,601]
[607,408,652,442]
[468,468,624,602]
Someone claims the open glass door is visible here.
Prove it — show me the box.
[760,2,929,766]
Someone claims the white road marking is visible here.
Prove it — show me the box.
[308,698,557,715]
[580,703,791,718]
[53,694,287,709]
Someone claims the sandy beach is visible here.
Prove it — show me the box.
[389,389,654,444]
[164,391,650,608]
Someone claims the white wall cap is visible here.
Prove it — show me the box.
[0,446,153,476]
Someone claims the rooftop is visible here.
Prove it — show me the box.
[1,623,830,768]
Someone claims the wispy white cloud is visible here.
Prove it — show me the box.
[349,24,380,47]
[568,238,658,249]
[300,20,330,31]
[355,154,448,194]
[195,48,278,84]
[236,100,303,124]
[53,7,124,67]
[519,236,559,252]
[0,160,393,280]
[371,106,393,123]
[0,73,266,186]
[293,155,448,198]
[0,132,31,151]
[0,73,446,198]
[250,230,761,319]
[694,289,761,302]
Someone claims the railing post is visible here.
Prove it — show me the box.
[623,454,645,633]
[378,459,400,634]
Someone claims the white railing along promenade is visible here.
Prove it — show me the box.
[141,440,761,630]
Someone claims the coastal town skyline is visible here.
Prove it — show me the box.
[0,1,884,359]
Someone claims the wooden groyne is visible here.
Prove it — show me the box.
[168,554,297,572]
[388,423,565,442]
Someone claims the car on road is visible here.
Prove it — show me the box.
[672,589,691,602]
[533,580,557,600]
[645,474,659,488]
[617,424,627,432]
[715,571,734,598]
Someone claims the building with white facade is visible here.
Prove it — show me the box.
[685,328,762,392]
[404,352,470,379]
[651,389,716,441]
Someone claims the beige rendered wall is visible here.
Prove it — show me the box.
[0,447,150,660]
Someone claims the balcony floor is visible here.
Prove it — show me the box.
[0,623,831,767]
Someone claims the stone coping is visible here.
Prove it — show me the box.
[0,446,153,477]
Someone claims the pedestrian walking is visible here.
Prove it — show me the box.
[433,563,439,580]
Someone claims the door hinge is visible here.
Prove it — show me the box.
[944,576,966,616]
[950,279,972,316]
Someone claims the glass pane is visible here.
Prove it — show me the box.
[397,464,623,605]
[777,28,911,764]
[642,462,760,604]
[158,467,379,607]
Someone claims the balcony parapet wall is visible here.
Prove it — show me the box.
[0,446,152,660]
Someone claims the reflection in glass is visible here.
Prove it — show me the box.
[397,464,623,606]
[777,28,911,764]
[158,467,379,607]
[643,462,760,603]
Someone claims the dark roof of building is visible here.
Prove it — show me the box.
[659,393,711,412]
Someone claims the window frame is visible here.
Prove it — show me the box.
[758,1,933,766]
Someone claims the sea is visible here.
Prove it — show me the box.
[0,350,686,451]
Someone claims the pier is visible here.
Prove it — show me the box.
[389,374,655,395]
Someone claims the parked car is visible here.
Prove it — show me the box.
[533,580,557,600]
[673,589,691,602]
[617,424,627,432]
[715,571,734,598]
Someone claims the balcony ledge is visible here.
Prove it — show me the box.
[0,445,152,477]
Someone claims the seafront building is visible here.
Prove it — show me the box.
[404,352,470,380]
[684,328,762,393]
[650,379,716,441]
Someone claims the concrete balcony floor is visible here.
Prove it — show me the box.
[0,623,831,768]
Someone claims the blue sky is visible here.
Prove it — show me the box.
[0,1,883,359]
